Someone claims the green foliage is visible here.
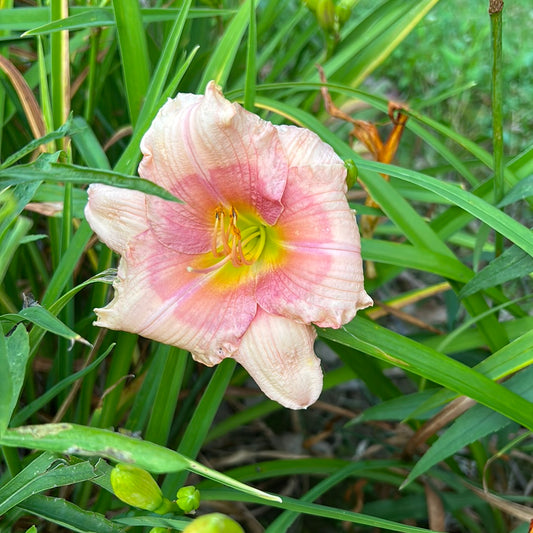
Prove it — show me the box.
[0,0,531,532]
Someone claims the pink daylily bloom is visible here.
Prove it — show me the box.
[85,82,372,409]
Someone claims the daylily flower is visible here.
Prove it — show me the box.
[85,82,372,409]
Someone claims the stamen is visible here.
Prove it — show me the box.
[190,205,267,274]
[187,254,232,274]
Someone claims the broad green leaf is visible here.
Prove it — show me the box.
[459,245,533,298]
[0,454,102,514]
[0,423,280,503]
[0,452,58,510]
[0,325,13,434]
[0,324,30,434]
[19,494,124,533]
[402,365,533,488]
[2,304,90,347]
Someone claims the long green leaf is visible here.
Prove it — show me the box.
[459,245,533,298]
[0,325,29,435]
[0,160,179,202]
[201,489,436,533]
[0,423,280,503]
[0,455,102,514]
[402,365,533,488]
[319,317,533,431]
[198,0,250,91]
[20,494,124,533]
[112,0,150,125]
[356,159,533,257]
[2,305,90,346]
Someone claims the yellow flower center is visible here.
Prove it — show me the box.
[188,205,273,276]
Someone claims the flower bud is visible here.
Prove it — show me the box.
[149,529,169,533]
[302,0,318,12]
[182,513,244,533]
[344,159,358,189]
[336,3,351,25]
[316,0,337,31]
[176,486,200,513]
[110,463,164,512]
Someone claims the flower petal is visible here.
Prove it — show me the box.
[94,230,257,366]
[84,184,149,255]
[233,309,322,409]
[139,82,287,227]
[257,131,373,327]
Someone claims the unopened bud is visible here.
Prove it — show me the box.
[316,0,336,31]
[176,486,200,513]
[336,3,351,25]
[302,0,318,12]
[344,159,358,189]
[110,463,165,512]
[182,513,244,533]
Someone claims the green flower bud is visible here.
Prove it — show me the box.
[316,0,336,31]
[149,529,170,533]
[182,513,244,533]
[176,486,200,513]
[336,3,351,25]
[302,0,318,12]
[110,463,165,512]
[344,159,358,189]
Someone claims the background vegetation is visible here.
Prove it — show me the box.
[0,0,532,532]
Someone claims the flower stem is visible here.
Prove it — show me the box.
[489,0,504,257]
